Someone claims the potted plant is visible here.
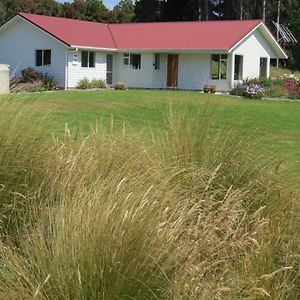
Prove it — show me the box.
[203,84,210,93]
[209,85,217,93]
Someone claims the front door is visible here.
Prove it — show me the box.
[106,54,113,85]
[167,54,178,88]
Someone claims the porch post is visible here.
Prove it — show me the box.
[230,53,235,89]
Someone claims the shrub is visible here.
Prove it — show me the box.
[259,76,273,88]
[231,80,265,99]
[209,85,217,93]
[77,78,91,89]
[244,83,265,99]
[264,85,291,99]
[203,84,210,93]
[77,78,107,89]
[12,67,58,92]
[284,78,300,99]
[114,82,127,90]
[12,80,44,93]
[230,82,245,96]
[90,79,106,89]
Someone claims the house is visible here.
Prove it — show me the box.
[0,12,287,91]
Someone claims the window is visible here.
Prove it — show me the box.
[211,54,227,80]
[234,55,243,80]
[35,50,51,66]
[130,54,141,69]
[123,53,141,69]
[81,51,95,68]
[154,53,160,70]
[260,57,268,77]
[123,53,130,65]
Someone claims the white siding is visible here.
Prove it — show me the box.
[114,53,158,88]
[178,53,232,91]
[114,52,232,91]
[232,29,276,80]
[0,18,67,87]
[66,50,107,88]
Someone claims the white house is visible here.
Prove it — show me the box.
[0,13,287,91]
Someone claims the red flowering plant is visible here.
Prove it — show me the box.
[284,78,300,99]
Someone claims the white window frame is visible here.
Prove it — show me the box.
[35,49,51,66]
[211,54,228,80]
[123,53,141,70]
[81,51,96,68]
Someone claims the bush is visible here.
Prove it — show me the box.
[209,85,217,93]
[284,78,300,99]
[231,80,265,99]
[77,78,107,89]
[90,79,106,89]
[259,76,274,88]
[77,78,90,89]
[244,83,265,99]
[11,67,58,92]
[203,84,210,93]
[114,82,127,90]
[264,85,291,99]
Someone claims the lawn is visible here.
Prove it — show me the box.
[5,89,300,173]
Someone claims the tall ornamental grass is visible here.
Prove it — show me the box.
[0,99,299,299]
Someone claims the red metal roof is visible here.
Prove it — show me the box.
[18,12,262,51]
[18,13,117,49]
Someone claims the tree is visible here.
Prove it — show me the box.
[134,0,161,22]
[85,0,109,22]
[113,0,135,23]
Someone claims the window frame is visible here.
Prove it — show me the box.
[234,54,243,81]
[123,53,142,70]
[259,57,268,78]
[130,54,141,70]
[81,51,96,68]
[154,53,160,70]
[35,49,51,67]
[211,54,228,80]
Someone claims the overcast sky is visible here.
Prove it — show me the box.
[57,0,119,9]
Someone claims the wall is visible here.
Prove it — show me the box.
[232,28,277,80]
[178,53,232,91]
[66,50,107,88]
[113,52,164,88]
[0,17,67,87]
[113,52,232,91]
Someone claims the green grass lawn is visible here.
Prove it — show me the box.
[4,89,300,173]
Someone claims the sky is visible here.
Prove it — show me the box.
[57,1,119,10]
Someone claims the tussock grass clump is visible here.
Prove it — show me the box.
[0,99,299,299]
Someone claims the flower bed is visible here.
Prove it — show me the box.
[231,74,300,100]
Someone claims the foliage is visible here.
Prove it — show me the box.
[11,67,57,92]
[0,98,299,299]
[209,85,217,93]
[77,78,107,89]
[284,78,300,99]
[259,76,274,88]
[113,0,135,23]
[231,80,265,99]
[114,82,127,90]
[264,84,291,98]
[203,84,210,93]
[203,84,216,93]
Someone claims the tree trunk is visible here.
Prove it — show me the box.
[239,0,243,19]
[276,0,281,67]
[262,0,266,22]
